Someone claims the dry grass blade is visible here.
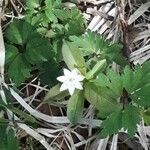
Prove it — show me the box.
[128,2,150,25]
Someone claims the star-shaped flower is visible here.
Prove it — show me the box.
[57,68,85,95]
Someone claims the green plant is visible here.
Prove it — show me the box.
[44,35,150,137]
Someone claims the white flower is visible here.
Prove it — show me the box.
[57,68,85,95]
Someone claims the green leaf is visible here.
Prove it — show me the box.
[107,69,123,97]
[0,126,19,150]
[142,108,150,125]
[25,37,53,64]
[100,110,122,137]
[44,84,69,102]
[93,73,110,87]
[5,44,18,65]
[67,90,84,124]
[122,66,142,93]
[62,41,86,74]
[70,31,127,66]
[8,54,30,86]
[26,0,40,11]
[84,82,121,118]
[6,128,19,150]
[133,85,150,107]
[9,107,36,123]
[5,20,35,45]
[86,59,106,80]
[122,105,141,136]
[38,61,60,87]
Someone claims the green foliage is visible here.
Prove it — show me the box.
[84,82,122,118]
[0,125,19,150]
[4,0,150,140]
[67,90,84,124]
[100,105,141,137]
[44,84,69,102]
[62,41,86,74]
[5,20,58,86]
[70,31,127,66]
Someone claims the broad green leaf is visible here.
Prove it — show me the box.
[44,84,69,102]
[38,61,60,87]
[25,37,52,64]
[100,110,122,137]
[62,41,86,74]
[5,20,35,45]
[84,82,121,118]
[8,54,30,86]
[122,105,141,136]
[67,90,84,124]
[86,59,106,80]
[5,44,18,65]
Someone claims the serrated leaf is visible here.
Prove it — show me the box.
[133,85,150,107]
[62,41,86,74]
[93,73,110,87]
[8,54,30,86]
[122,105,141,136]
[67,90,84,124]
[122,66,142,93]
[100,110,122,137]
[107,69,123,97]
[84,82,121,118]
[44,84,69,102]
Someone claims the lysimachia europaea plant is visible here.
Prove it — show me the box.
[44,33,150,138]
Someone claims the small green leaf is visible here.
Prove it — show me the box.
[67,90,84,124]
[44,84,69,102]
[62,41,86,74]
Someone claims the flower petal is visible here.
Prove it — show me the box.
[72,68,85,81]
[74,81,83,90]
[64,68,72,78]
[68,86,75,95]
[57,76,67,82]
[60,83,68,91]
